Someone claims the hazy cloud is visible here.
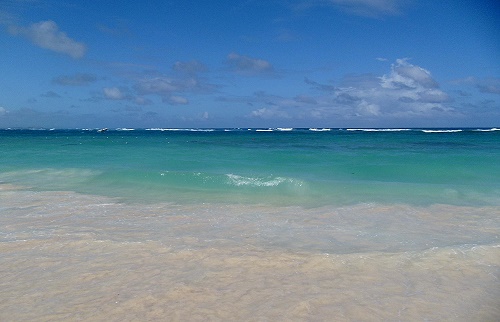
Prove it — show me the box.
[226,53,274,75]
[92,86,151,105]
[0,106,7,116]
[8,20,86,58]
[454,77,500,95]
[0,9,16,25]
[135,77,184,95]
[329,0,409,17]
[163,95,189,105]
[275,29,297,42]
[477,78,500,94]
[103,87,126,100]
[40,90,61,98]
[297,0,411,17]
[96,21,130,37]
[172,60,208,74]
[294,95,318,105]
[52,73,97,86]
[305,77,336,91]
[250,107,290,119]
[134,75,216,103]
[134,96,153,105]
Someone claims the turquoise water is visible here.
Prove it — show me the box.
[1,128,499,206]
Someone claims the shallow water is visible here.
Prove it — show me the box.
[1,186,499,321]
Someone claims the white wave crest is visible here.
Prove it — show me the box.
[145,128,215,132]
[422,129,462,133]
[346,128,410,132]
[474,128,500,132]
[309,128,331,131]
[225,174,301,187]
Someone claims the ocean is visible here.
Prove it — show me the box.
[1,128,499,321]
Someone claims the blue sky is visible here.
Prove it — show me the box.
[0,0,499,128]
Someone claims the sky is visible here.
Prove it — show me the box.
[0,0,499,128]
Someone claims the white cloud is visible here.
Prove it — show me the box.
[0,106,7,116]
[382,58,438,89]
[227,53,274,75]
[345,59,449,116]
[9,20,86,59]
[303,59,452,119]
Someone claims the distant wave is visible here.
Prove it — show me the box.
[309,128,331,131]
[422,129,463,133]
[2,127,498,133]
[346,128,411,132]
[473,128,500,132]
[146,128,215,132]
[254,128,294,132]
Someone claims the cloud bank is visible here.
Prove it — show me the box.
[247,58,453,123]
